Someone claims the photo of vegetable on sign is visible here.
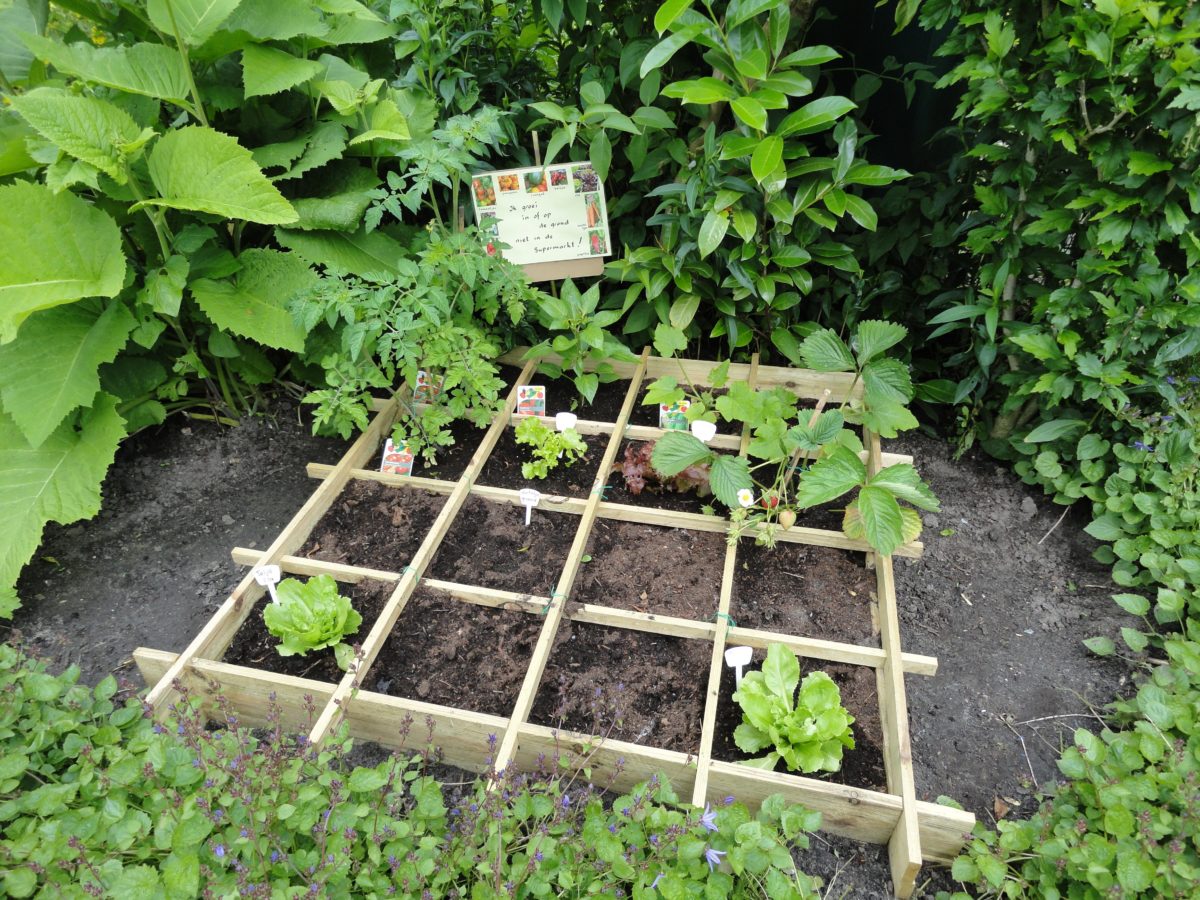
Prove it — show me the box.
[469,162,611,268]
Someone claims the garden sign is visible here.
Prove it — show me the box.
[470,162,610,282]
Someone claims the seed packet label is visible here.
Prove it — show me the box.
[413,370,441,403]
[659,399,690,430]
[380,438,414,476]
[517,386,546,416]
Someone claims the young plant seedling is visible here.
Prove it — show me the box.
[262,574,363,671]
[515,416,587,480]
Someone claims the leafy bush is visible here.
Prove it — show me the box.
[514,415,587,480]
[262,574,362,671]
[732,643,855,774]
[939,632,1200,899]
[0,642,824,897]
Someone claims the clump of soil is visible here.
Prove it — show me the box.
[222,578,393,684]
[430,496,573,595]
[733,542,879,647]
[365,589,542,717]
[712,652,886,791]
[573,520,725,620]
[478,428,606,498]
[299,480,445,572]
[530,621,710,754]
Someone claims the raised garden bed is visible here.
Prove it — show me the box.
[135,349,974,899]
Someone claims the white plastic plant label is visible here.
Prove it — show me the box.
[380,438,414,476]
[724,645,753,686]
[691,419,717,443]
[517,385,546,416]
[554,411,578,432]
[253,564,282,604]
[659,399,690,430]
[518,487,541,526]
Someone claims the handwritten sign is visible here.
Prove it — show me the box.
[470,162,611,268]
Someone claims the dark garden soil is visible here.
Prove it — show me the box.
[365,589,542,717]
[9,391,1137,898]
[409,416,487,481]
[574,520,725,620]
[429,496,572,595]
[477,428,606,498]
[223,577,394,684]
[298,480,445,572]
[711,653,888,791]
[733,542,880,647]
[529,620,710,754]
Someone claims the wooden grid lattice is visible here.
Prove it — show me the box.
[138,349,974,898]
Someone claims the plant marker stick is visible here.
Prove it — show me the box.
[518,488,541,526]
[691,419,717,443]
[554,411,577,431]
[253,564,282,604]
[724,645,753,686]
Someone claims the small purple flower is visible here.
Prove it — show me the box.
[214,844,226,859]
[153,723,165,734]
[650,873,664,890]
[534,850,544,862]
[561,795,570,809]
[723,795,735,806]
[240,827,249,838]
[704,847,726,872]
[1166,376,1177,385]
[649,833,660,846]
[608,823,618,834]
[1163,415,1175,422]
[1189,376,1199,383]
[1133,441,1153,452]
[270,851,281,863]
[700,803,718,832]
[177,724,185,735]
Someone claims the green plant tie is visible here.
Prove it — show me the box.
[713,612,737,628]
[402,566,420,583]
[591,484,611,498]
[542,590,565,615]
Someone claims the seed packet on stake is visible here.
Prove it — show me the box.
[413,369,441,403]
[659,399,690,430]
[517,385,546,416]
[380,438,414,476]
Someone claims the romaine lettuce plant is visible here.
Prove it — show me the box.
[262,575,363,671]
[515,416,587,480]
[732,643,855,774]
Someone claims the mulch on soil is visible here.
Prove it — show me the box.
[430,496,574,595]
[365,589,542,717]
[298,480,445,572]
[573,520,725,620]
[733,542,879,647]
[477,428,606,498]
[222,577,394,684]
[711,652,887,791]
[529,620,711,754]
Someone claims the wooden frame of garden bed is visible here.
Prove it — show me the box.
[138,348,974,898]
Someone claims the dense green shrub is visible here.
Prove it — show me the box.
[0,643,824,897]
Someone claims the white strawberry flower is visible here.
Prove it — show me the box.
[737,488,755,508]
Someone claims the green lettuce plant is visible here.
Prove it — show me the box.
[262,575,362,671]
[732,643,855,774]
[515,416,587,480]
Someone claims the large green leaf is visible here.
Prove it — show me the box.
[650,430,712,477]
[0,302,134,447]
[0,394,126,618]
[10,88,143,181]
[778,96,857,137]
[799,327,854,372]
[275,226,403,277]
[640,23,707,78]
[22,34,192,107]
[222,0,329,40]
[698,209,728,258]
[854,485,904,555]
[272,120,347,180]
[793,446,865,508]
[190,249,315,352]
[347,98,410,145]
[862,357,913,403]
[761,643,799,703]
[0,115,38,177]
[139,126,298,224]
[0,181,125,343]
[147,0,242,46]
[290,164,380,231]
[709,454,753,507]
[0,0,40,83]
[868,463,939,511]
[852,320,908,363]
[241,44,323,98]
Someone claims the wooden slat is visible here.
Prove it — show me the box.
[876,553,923,897]
[144,394,403,712]
[498,347,863,401]
[134,647,974,863]
[691,353,759,806]
[492,349,652,773]
[227,549,940,676]
[305,362,537,744]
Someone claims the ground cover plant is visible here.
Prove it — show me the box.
[0,641,824,897]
